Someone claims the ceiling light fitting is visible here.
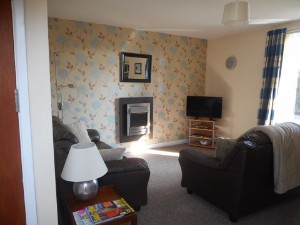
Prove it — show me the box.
[222,1,249,26]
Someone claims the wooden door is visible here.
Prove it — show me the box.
[0,0,26,224]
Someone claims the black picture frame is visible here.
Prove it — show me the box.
[120,52,152,83]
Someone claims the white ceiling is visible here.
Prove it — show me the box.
[47,0,300,40]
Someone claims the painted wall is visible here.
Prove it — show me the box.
[24,0,58,224]
[296,74,300,115]
[48,18,207,147]
[206,27,272,138]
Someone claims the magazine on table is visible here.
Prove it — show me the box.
[73,198,134,225]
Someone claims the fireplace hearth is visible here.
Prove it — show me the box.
[119,97,153,143]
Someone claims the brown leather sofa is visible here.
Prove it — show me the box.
[179,131,300,222]
[52,116,150,225]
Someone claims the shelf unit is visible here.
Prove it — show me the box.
[188,118,217,149]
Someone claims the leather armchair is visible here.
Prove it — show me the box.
[52,116,150,225]
[179,131,300,222]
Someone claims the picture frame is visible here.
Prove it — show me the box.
[124,64,129,79]
[134,63,142,74]
[120,52,152,83]
[124,64,129,73]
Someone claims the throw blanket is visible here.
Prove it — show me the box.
[242,122,300,194]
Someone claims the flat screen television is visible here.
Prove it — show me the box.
[186,96,222,119]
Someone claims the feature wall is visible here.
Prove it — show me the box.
[48,18,207,146]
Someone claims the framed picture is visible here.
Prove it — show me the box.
[120,52,152,83]
[124,64,129,73]
[134,63,142,74]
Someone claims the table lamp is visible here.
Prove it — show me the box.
[61,142,108,201]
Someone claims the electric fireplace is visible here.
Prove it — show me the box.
[119,97,153,143]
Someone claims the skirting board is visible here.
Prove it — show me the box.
[125,139,188,153]
[147,139,188,148]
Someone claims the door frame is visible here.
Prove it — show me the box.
[12,0,37,224]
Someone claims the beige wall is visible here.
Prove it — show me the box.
[206,21,300,138]
[206,27,272,138]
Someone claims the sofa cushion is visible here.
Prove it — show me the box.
[215,138,237,160]
[239,131,271,146]
[105,158,149,174]
[180,149,220,169]
[67,120,91,143]
[99,148,126,161]
[219,131,272,171]
[52,116,78,143]
[95,141,112,150]
[87,129,100,142]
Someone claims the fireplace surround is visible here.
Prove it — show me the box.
[119,97,153,143]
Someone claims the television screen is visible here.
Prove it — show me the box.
[186,96,222,119]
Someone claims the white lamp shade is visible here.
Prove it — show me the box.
[61,142,108,182]
[222,1,249,26]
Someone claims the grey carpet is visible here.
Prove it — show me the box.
[125,144,300,225]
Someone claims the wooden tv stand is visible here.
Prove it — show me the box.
[187,118,217,149]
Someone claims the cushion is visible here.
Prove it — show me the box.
[99,148,126,161]
[180,149,220,169]
[104,158,149,174]
[215,138,237,160]
[240,131,271,146]
[52,116,78,143]
[87,129,100,142]
[67,120,91,143]
[95,141,112,150]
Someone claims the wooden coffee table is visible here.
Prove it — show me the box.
[67,185,137,225]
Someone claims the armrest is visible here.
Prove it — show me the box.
[87,129,100,142]
[179,149,220,170]
[87,129,112,149]
[95,141,112,150]
[105,158,149,174]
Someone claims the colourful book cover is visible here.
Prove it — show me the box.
[73,209,93,225]
[73,198,134,225]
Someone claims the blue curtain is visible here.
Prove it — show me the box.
[258,28,287,125]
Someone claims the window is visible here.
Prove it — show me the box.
[274,32,300,123]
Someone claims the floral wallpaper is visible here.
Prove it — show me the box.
[48,18,207,147]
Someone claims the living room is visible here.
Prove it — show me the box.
[47,2,300,146]
[5,0,300,225]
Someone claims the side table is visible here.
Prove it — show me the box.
[67,185,137,225]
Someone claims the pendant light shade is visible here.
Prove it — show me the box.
[222,1,249,26]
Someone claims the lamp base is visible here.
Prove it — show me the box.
[73,179,98,201]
